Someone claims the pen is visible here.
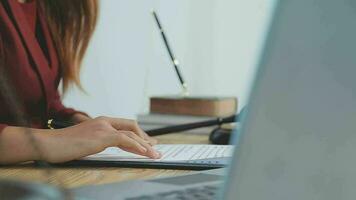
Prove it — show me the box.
[146,114,237,136]
[47,119,74,129]
[152,10,189,96]
[145,107,247,136]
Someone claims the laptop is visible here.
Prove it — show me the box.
[73,0,356,199]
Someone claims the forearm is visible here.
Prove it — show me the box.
[0,126,98,164]
[0,126,50,164]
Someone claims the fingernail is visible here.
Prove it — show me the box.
[140,146,147,153]
[154,151,161,158]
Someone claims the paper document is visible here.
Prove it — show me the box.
[82,144,234,163]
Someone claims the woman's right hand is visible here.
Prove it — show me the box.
[38,116,161,163]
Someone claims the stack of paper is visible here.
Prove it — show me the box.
[137,114,218,134]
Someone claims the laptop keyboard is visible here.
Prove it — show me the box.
[125,185,219,200]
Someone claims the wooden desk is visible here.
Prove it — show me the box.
[0,133,210,188]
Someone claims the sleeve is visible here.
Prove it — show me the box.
[48,90,89,121]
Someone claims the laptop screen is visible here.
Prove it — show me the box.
[223,0,356,199]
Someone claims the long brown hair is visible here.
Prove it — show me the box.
[38,0,98,92]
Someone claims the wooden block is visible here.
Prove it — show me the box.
[150,96,237,117]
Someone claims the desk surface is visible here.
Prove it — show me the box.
[0,133,210,188]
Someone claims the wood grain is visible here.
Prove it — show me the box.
[0,133,210,188]
[150,96,237,117]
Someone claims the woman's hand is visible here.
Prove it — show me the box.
[38,116,160,163]
[0,117,160,164]
[70,114,157,146]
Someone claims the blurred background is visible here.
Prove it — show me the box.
[63,0,275,119]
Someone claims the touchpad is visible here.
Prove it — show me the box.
[149,173,223,186]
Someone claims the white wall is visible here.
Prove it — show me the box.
[63,0,275,119]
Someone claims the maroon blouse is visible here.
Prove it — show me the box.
[0,0,84,131]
